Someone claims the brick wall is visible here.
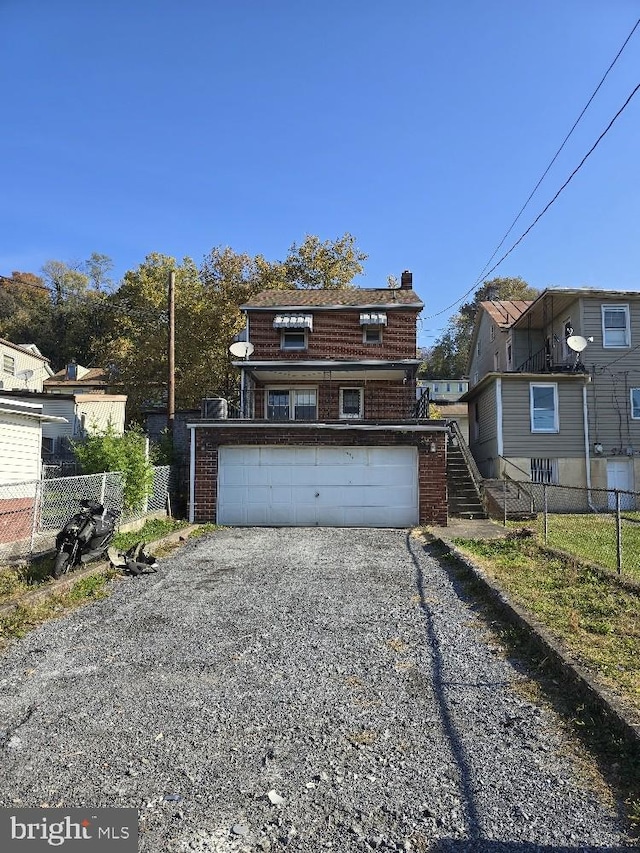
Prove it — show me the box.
[253,380,417,421]
[249,309,419,360]
[192,426,448,526]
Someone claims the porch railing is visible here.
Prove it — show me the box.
[212,388,432,422]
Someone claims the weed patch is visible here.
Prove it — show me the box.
[112,518,189,552]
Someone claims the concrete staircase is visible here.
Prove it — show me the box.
[447,438,487,520]
[483,479,537,520]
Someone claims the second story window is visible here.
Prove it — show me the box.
[281,331,307,350]
[274,314,313,350]
[602,305,630,348]
[363,327,382,344]
[3,354,15,375]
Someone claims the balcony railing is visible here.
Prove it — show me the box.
[516,343,587,374]
[203,388,432,422]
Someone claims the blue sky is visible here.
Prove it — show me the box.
[1,0,639,348]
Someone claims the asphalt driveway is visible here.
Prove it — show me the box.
[0,528,631,851]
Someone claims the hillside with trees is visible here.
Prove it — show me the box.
[0,234,367,418]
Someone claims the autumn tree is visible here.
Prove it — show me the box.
[420,276,539,379]
[100,253,232,417]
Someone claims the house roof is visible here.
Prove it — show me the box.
[479,300,533,328]
[0,337,51,363]
[242,288,423,309]
[45,366,110,386]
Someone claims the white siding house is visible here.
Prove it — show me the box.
[0,398,67,545]
[0,339,53,392]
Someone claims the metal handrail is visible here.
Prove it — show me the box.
[447,419,484,498]
[497,455,535,514]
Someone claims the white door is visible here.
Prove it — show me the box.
[217,445,419,527]
[606,459,635,510]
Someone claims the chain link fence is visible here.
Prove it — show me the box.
[494,479,640,581]
[0,466,172,562]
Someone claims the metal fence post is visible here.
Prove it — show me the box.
[100,472,107,505]
[29,479,42,555]
[543,483,548,545]
[503,479,507,527]
[616,490,622,576]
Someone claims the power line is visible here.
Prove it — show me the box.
[425,79,640,322]
[474,17,640,284]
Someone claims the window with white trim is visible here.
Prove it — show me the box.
[2,354,15,375]
[631,388,640,419]
[281,330,307,350]
[266,388,317,420]
[530,383,559,433]
[340,387,363,419]
[602,305,630,348]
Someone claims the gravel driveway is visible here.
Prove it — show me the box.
[0,528,632,851]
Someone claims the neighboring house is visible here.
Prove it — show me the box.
[0,390,127,460]
[418,378,469,403]
[0,338,53,392]
[417,379,470,444]
[464,289,640,505]
[188,272,450,527]
[44,361,114,394]
[0,396,66,544]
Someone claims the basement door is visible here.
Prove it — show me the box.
[606,458,636,510]
[217,445,419,527]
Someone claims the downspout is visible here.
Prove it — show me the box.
[189,425,196,523]
[583,379,596,511]
[496,377,503,476]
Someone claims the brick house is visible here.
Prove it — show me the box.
[188,272,450,527]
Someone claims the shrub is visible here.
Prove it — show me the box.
[72,423,155,511]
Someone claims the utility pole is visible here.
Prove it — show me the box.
[167,270,176,436]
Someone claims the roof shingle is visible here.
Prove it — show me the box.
[243,288,423,309]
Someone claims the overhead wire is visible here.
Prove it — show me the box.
[424,17,640,322]
[425,80,640,321]
[474,16,640,284]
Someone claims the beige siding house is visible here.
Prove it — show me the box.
[464,289,640,500]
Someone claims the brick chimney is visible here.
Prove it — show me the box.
[400,270,413,289]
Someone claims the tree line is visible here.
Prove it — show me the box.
[0,236,367,417]
[0,237,539,418]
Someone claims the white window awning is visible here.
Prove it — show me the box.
[273,314,313,330]
[360,312,387,326]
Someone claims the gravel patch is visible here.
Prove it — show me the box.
[0,527,632,851]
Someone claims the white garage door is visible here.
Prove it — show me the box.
[218,445,418,527]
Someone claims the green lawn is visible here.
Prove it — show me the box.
[511,513,640,581]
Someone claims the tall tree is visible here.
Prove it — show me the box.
[282,233,367,289]
[420,277,539,379]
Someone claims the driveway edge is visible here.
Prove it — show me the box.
[423,531,640,755]
[0,524,200,618]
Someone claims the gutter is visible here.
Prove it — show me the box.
[186,422,450,432]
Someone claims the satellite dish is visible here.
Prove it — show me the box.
[566,335,588,353]
[229,341,254,358]
[16,369,34,385]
